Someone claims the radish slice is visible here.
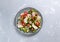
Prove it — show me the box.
[27,14,31,18]
[32,12,36,16]
[32,23,38,29]
[37,16,41,20]
[18,24,23,28]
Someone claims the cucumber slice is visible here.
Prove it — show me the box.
[23,28,29,33]
[32,9,38,12]
[19,28,23,31]
[33,29,37,32]
[38,26,41,28]
[28,10,32,14]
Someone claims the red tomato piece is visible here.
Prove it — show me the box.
[27,24,30,27]
[35,22,40,26]
[20,11,28,19]
[21,15,24,19]
[21,21,25,26]
[24,11,28,17]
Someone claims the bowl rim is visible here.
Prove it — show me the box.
[14,7,43,36]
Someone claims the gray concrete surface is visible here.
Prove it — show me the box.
[0,0,60,42]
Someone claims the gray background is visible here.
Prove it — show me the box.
[0,0,60,42]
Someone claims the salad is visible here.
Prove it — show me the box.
[17,8,42,33]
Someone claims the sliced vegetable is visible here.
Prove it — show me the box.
[19,28,23,31]
[28,9,32,14]
[18,24,23,28]
[29,21,32,24]
[38,25,41,28]
[23,28,29,33]
[24,17,28,23]
[24,11,28,15]
[27,24,30,27]
[33,29,37,32]
[32,23,38,29]
[30,28,34,31]
[32,9,37,12]
[23,28,27,32]
[35,22,40,26]
[32,12,36,16]
[21,21,26,26]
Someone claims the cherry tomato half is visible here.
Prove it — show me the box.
[35,22,40,26]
